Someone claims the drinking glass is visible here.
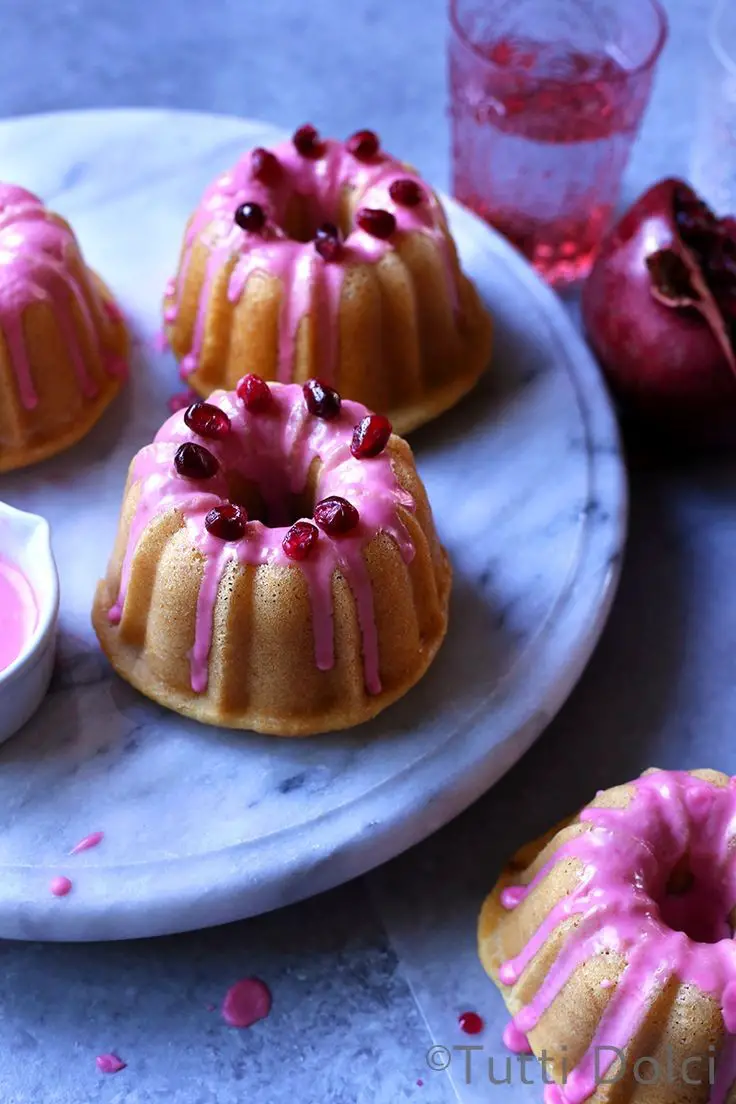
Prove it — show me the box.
[448,0,668,286]
[691,0,736,214]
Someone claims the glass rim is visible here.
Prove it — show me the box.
[710,0,736,77]
[448,0,669,87]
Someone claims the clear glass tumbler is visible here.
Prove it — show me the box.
[448,0,668,286]
[691,0,736,214]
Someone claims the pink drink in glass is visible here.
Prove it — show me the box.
[449,0,668,286]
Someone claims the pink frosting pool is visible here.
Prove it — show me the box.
[0,556,37,672]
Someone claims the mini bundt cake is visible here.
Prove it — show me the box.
[0,184,128,473]
[162,125,492,435]
[92,375,451,735]
[479,769,736,1103]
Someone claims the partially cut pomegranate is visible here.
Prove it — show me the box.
[582,178,736,449]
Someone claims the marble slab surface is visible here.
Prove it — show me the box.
[0,109,626,941]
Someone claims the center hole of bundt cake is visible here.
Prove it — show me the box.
[659,855,733,944]
[225,465,317,528]
[283,192,352,243]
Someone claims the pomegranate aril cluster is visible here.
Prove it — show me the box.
[313,496,360,537]
[184,401,231,440]
[303,378,341,420]
[175,442,219,481]
[237,373,273,413]
[205,503,248,542]
[282,520,319,561]
[351,414,392,458]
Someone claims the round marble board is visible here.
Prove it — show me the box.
[0,109,627,941]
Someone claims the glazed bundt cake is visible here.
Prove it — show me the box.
[0,184,128,473]
[479,769,736,1103]
[162,125,492,435]
[92,375,451,735]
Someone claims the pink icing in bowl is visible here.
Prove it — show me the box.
[0,558,37,672]
[0,503,59,745]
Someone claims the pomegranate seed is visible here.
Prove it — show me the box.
[234,202,267,233]
[184,401,231,440]
[347,129,380,161]
[205,503,248,541]
[292,124,324,159]
[282,520,319,561]
[250,147,281,185]
[458,1011,484,1036]
[237,373,273,413]
[314,222,343,262]
[389,178,424,208]
[314,497,359,536]
[174,442,220,480]
[303,378,341,419]
[356,207,396,240]
[351,414,392,458]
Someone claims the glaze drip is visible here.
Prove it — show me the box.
[165,136,458,383]
[499,771,736,1104]
[0,183,126,408]
[109,381,415,695]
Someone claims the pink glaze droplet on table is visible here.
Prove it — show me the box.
[221,977,272,1028]
[0,557,37,672]
[96,1053,126,1075]
[50,876,72,897]
[70,831,104,855]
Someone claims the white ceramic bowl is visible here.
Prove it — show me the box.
[0,503,59,746]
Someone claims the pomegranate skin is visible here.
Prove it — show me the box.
[582,178,736,449]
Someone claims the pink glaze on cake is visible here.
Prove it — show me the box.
[221,977,272,1028]
[0,557,37,672]
[108,380,414,696]
[498,771,736,1104]
[70,831,104,855]
[502,1020,532,1055]
[50,876,72,897]
[165,134,458,384]
[0,184,126,408]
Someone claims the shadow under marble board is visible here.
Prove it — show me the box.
[0,109,627,941]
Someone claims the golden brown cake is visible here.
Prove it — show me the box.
[162,124,492,436]
[92,375,451,735]
[479,768,736,1103]
[0,184,128,473]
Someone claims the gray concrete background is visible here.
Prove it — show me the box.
[0,2,731,1103]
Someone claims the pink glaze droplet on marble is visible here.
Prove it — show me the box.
[96,1054,126,1075]
[70,831,104,855]
[50,876,72,897]
[221,977,272,1028]
[0,557,37,672]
